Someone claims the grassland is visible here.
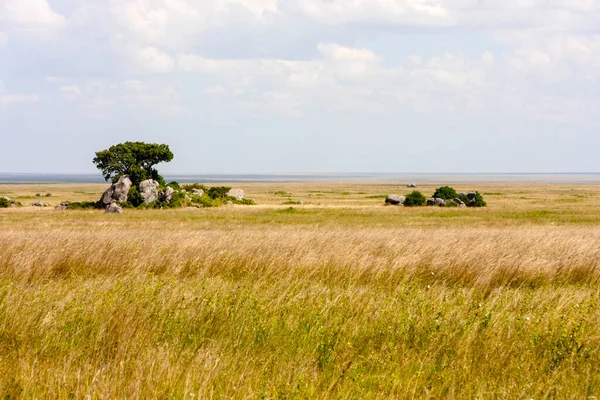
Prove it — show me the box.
[1,182,600,398]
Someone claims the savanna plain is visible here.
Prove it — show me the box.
[1,181,599,399]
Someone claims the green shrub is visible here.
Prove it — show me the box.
[191,196,219,208]
[471,192,487,207]
[65,201,99,210]
[182,183,208,192]
[208,186,231,200]
[122,186,144,208]
[168,181,181,190]
[0,198,10,208]
[433,186,458,200]
[35,193,41,197]
[404,191,427,207]
[231,198,256,206]
[45,193,52,197]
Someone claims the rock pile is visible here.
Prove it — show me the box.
[385,195,406,206]
[227,189,245,201]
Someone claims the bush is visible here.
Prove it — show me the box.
[168,181,181,190]
[0,198,10,208]
[122,186,144,208]
[182,183,208,192]
[433,186,458,200]
[208,186,231,200]
[65,201,99,210]
[191,196,219,208]
[404,191,427,207]
[471,191,487,207]
[231,198,256,206]
[45,193,52,197]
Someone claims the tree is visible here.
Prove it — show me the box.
[93,142,173,186]
[433,186,458,200]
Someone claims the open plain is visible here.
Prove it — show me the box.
[1,181,599,398]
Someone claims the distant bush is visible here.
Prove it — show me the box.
[208,186,231,200]
[191,196,219,208]
[404,191,427,207]
[0,198,10,208]
[45,193,52,197]
[433,186,458,200]
[168,181,181,190]
[65,201,98,210]
[231,198,256,206]
[471,192,487,207]
[35,193,41,197]
[182,183,208,192]
[282,200,302,205]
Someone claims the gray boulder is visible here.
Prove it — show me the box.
[32,201,45,207]
[427,198,436,206]
[105,203,123,214]
[227,189,244,201]
[407,183,417,188]
[162,186,175,203]
[191,189,204,197]
[454,198,466,208]
[139,180,159,204]
[100,175,132,207]
[385,195,406,206]
[458,192,468,197]
[227,200,234,205]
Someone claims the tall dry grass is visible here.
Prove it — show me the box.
[1,220,600,398]
[1,182,600,398]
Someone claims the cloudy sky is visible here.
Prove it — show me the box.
[1,0,599,174]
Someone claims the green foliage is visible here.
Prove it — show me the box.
[156,191,187,209]
[471,191,487,207]
[168,181,181,190]
[231,198,256,206]
[65,201,99,210]
[123,186,144,208]
[433,186,458,200]
[282,200,302,205]
[0,198,10,208]
[208,187,232,200]
[35,193,41,197]
[404,191,427,207]
[274,191,291,196]
[191,196,219,208]
[45,193,52,197]
[182,183,208,192]
[93,141,173,186]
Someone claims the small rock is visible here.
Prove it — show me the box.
[55,205,67,211]
[227,189,244,201]
[385,195,406,206]
[467,192,477,200]
[454,198,466,207]
[185,195,192,201]
[435,198,446,207]
[427,198,436,206]
[458,192,468,197]
[298,201,304,205]
[407,183,417,188]
[105,203,123,214]
[32,201,44,207]
[192,189,204,197]
[227,200,234,205]
[162,186,175,203]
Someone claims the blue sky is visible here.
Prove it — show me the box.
[1,0,599,174]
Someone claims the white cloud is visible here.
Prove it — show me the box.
[59,85,83,101]
[0,31,8,46]
[137,46,175,73]
[2,0,66,31]
[0,81,40,108]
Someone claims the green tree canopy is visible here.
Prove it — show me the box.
[433,186,458,200]
[93,142,173,186]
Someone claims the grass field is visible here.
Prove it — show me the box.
[1,182,600,398]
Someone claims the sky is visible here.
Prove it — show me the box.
[0,0,599,174]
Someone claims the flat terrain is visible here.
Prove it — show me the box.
[1,182,600,398]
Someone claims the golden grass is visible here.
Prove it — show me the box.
[1,182,600,398]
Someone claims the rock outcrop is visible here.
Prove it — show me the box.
[385,195,406,206]
[227,189,244,201]
[427,198,447,207]
[139,180,159,204]
[191,189,204,197]
[100,175,132,207]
